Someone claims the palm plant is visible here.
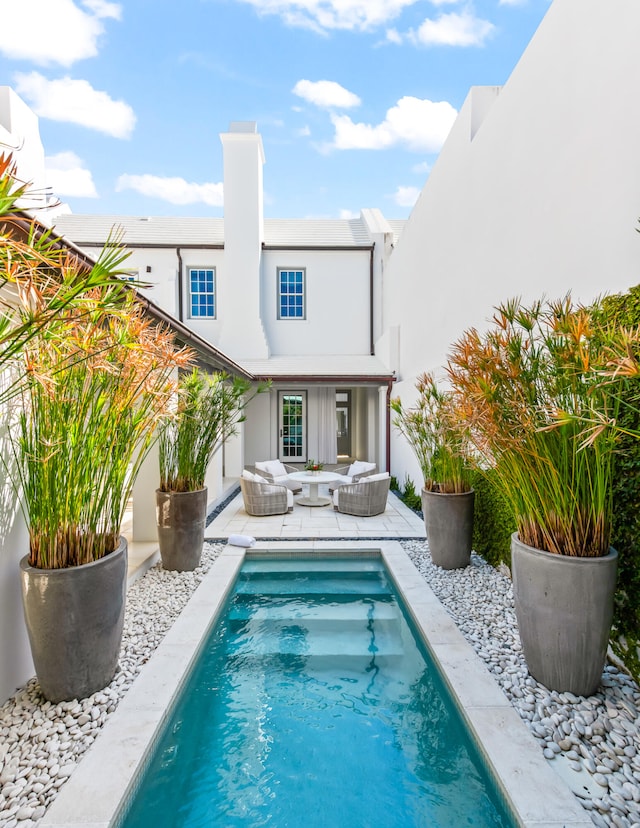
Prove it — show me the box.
[391,372,472,494]
[446,295,628,557]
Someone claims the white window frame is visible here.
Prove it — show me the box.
[277,268,306,320]
[188,267,216,319]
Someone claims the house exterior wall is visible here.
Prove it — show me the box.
[0,87,47,215]
[382,0,640,488]
[0,501,34,703]
[261,249,371,356]
[109,244,373,359]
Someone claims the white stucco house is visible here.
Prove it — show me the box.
[2,0,640,701]
[53,123,404,487]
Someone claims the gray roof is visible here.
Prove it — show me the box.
[53,215,406,248]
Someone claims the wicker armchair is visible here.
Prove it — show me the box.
[240,476,293,516]
[328,461,377,494]
[254,460,302,493]
[333,474,390,516]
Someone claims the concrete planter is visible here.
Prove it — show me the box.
[156,488,208,572]
[421,488,475,570]
[20,538,127,703]
[511,534,618,696]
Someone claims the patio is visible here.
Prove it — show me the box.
[122,480,426,585]
[209,479,425,540]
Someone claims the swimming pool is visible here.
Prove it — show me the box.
[118,556,514,827]
[40,542,591,828]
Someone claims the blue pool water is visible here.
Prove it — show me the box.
[120,557,515,827]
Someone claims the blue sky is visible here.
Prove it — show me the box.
[1,0,551,219]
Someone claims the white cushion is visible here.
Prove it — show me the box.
[333,474,352,485]
[348,460,376,476]
[286,489,294,508]
[360,472,389,484]
[228,534,256,548]
[263,459,288,477]
[242,469,268,483]
[333,489,340,506]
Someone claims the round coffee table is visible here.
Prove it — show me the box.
[287,471,340,507]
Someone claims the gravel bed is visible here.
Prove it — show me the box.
[0,539,639,827]
[404,541,640,828]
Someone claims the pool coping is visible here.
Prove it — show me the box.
[40,541,592,828]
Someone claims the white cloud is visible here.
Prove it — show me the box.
[82,0,121,17]
[115,174,224,207]
[327,96,457,153]
[411,10,495,46]
[393,185,420,207]
[236,0,420,33]
[45,151,98,198]
[0,0,120,67]
[293,80,361,109]
[498,0,527,4]
[385,28,403,44]
[13,72,135,139]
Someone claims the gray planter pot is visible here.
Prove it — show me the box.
[20,538,127,703]
[421,488,475,570]
[156,488,208,572]
[511,533,618,696]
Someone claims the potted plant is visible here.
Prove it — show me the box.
[391,372,474,569]
[6,208,191,702]
[446,295,628,696]
[304,459,324,474]
[156,368,261,571]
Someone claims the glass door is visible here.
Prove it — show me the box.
[279,392,306,462]
[336,390,351,458]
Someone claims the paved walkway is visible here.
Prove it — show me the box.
[123,479,426,583]
[206,481,426,540]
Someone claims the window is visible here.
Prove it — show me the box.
[189,268,216,318]
[278,269,305,319]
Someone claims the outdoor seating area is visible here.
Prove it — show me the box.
[239,464,392,519]
[215,473,420,540]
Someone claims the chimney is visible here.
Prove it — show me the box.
[218,122,269,359]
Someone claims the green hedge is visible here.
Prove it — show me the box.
[596,285,640,678]
[470,468,517,569]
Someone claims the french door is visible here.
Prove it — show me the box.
[279,391,306,462]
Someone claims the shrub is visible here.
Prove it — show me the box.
[592,285,640,677]
[401,476,423,513]
[470,467,517,569]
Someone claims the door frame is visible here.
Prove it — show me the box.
[278,390,307,463]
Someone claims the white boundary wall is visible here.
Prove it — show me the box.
[383,0,640,486]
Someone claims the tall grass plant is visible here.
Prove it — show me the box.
[159,369,265,493]
[12,289,192,569]
[446,295,631,557]
[391,372,472,494]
